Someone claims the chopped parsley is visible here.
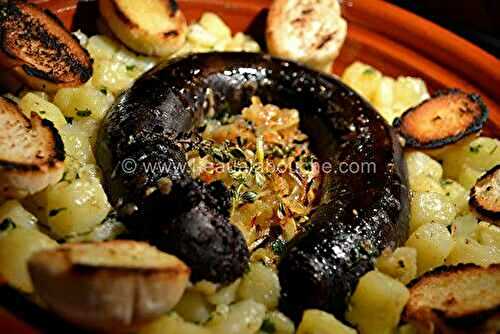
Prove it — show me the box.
[65,116,74,124]
[260,319,276,333]
[49,208,67,217]
[363,68,375,75]
[441,179,453,186]
[271,238,286,256]
[0,218,16,232]
[469,144,482,153]
[100,87,108,95]
[241,191,257,203]
[126,64,136,71]
[75,108,92,117]
[39,110,46,115]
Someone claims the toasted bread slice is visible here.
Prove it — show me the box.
[266,0,347,72]
[0,96,64,198]
[99,0,187,57]
[0,1,92,92]
[404,264,500,334]
[469,165,500,223]
[393,89,489,149]
[28,240,190,332]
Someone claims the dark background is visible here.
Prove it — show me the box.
[389,0,500,57]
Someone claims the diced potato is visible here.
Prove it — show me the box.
[297,309,356,334]
[0,200,37,230]
[408,175,444,195]
[460,137,500,172]
[392,76,429,115]
[207,279,241,305]
[341,62,383,101]
[0,228,57,292]
[440,179,469,213]
[373,77,395,110]
[139,313,211,334]
[199,13,231,41]
[410,192,457,232]
[18,92,67,129]
[457,164,484,190]
[263,311,295,334]
[53,84,114,121]
[450,214,478,239]
[42,175,111,239]
[446,237,500,267]
[174,290,212,323]
[86,35,120,61]
[60,124,96,178]
[345,271,409,334]
[238,262,281,309]
[375,247,417,284]
[476,222,500,247]
[406,223,455,275]
[398,324,418,334]
[404,151,443,181]
[206,300,266,334]
[187,24,218,48]
[191,280,218,296]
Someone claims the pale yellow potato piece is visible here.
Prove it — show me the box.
[238,262,281,309]
[406,223,455,275]
[298,309,356,334]
[0,228,57,292]
[199,12,231,41]
[43,176,111,239]
[0,200,37,230]
[450,214,478,239]
[410,192,457,232]
[341,62,383,101]
[207,278,241,305]
[139,313,210,334]
[476,222,500,247]
[174,290,212,323]
[346,271,409,334]
[391,76,429,115]
[18,93,67,130]
[404,151,443,181]
[206,300,266,334]
[264,311,295,334]
[376,247,417,284]
[440,179,469,213]
[53,84,114,121]
[408,175,445,195]
[446,237,500,267]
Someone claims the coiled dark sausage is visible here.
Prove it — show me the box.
[97,53,409,315]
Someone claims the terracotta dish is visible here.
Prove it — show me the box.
[0,0,499,332]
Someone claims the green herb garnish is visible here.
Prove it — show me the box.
[49,208,67,217]
[470,144,482,153]
[241,191,257,203]
[260,319,276,333]
[271,238,286,256]
[76,108,92,117]
[126,64,136,71]
[363,68,375,75]
[0,218,16,232]
[65,116,74,124]
[100,87,108,95]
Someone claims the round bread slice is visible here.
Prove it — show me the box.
[98,0,187,57]
[0,1,93,92]
[28,240,191,332]
[0,96,64,198]
[266,0,347,72]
